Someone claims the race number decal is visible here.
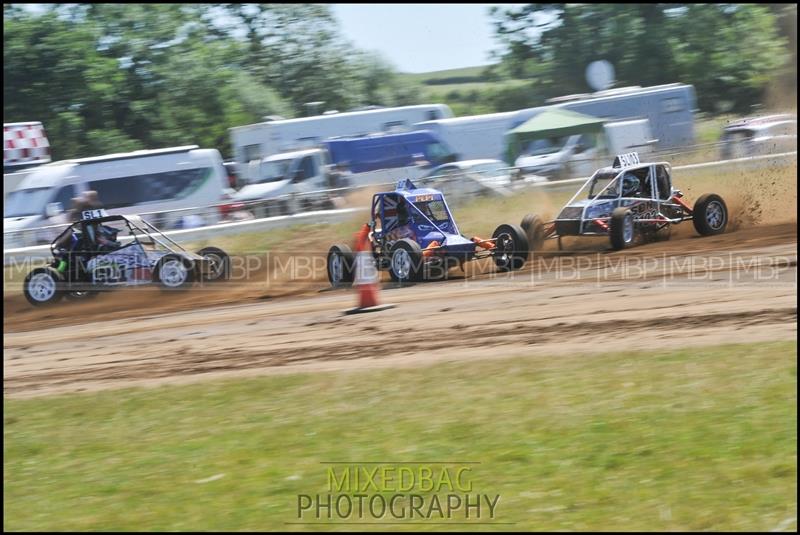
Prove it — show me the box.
[613,152,640,167]
[82,208,109,220]
[630,202,658,220]
[92,262,122,284]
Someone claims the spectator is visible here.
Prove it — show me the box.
[69,196,88,222]
[84,190,103,209]
[69,190,105,222]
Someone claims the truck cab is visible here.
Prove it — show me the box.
[233,148,332,216]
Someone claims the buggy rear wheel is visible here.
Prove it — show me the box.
[520,213,545,251]
[610,207,636,250]
[154,254,194,290]
[492,223,529,271]
[692,193,728,236]
[327,243,355,287]
[23,267,64,306]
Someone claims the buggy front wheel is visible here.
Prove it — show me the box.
[692,193,728,236]
[389,239,423,283]
[197,246,231,282]
[492,223,529,271]
[610,207,636,250]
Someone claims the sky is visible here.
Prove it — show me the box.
[332,4,527,73]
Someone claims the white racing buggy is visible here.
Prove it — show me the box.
[520,152,729,251]
[22,209,231,306]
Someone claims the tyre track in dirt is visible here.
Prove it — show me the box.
[5,306,796,397]
[4,225,796,398]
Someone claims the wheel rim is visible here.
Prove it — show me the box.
[392,248,412,280]
[160,259,188,287]
[706,201,725,230]
[497,233,513,263]
[203,253,224,280]
[29,272,56,302]
[330,252,344,283]
[623,214,634,243]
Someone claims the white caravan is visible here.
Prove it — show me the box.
[229,104,453,175]
[4,146,228,247]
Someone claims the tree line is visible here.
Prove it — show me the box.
[4,4,417,160]
[4,4,794,161]
[486,3,793,113]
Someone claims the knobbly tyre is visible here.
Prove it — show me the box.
[326,179,529,286]
[519,152,729,252]
[22,209,231,306]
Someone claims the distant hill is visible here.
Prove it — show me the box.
[399,65,495,86]
[398,64,532,116]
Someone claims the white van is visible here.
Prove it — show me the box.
[234,148,333,216]
[4,146,228,247]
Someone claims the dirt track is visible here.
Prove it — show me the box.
[4,222,796,398]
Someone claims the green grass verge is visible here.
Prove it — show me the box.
[4,341,797,531]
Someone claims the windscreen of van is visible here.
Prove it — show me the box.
[425,141,457,165]
[252,159,292,184]
[88,167,212,209]
[5,184,75,218]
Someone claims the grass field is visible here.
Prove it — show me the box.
[4,341,797,531]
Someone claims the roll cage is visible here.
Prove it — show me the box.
[370,186,461,247]
[565,162,675,205]
[51,214,191,257]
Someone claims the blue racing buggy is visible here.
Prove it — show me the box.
[327,179,529,285]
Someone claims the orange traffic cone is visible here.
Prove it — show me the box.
[344,224,396,315]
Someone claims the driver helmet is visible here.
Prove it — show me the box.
[621,172,640,197]
[396,197,410,226]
